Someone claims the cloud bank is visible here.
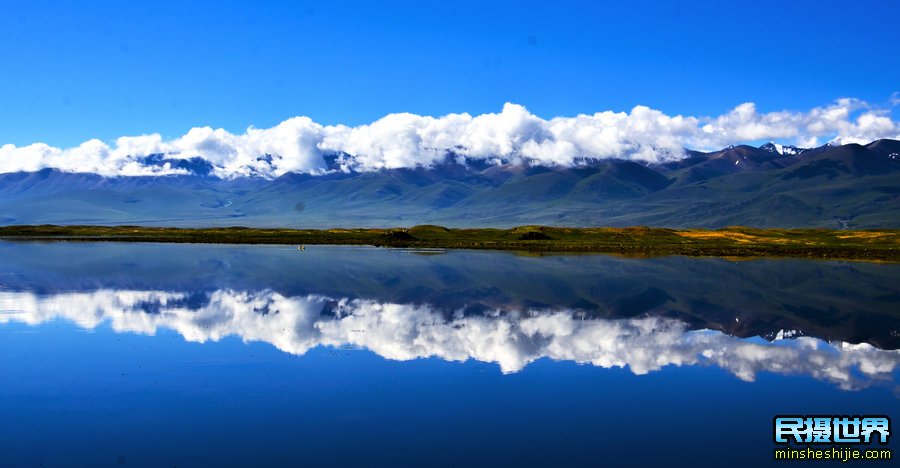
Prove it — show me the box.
[2,289,898,392]
[1,98,898,178]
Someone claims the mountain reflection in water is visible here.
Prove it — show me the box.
[2,288,897,392]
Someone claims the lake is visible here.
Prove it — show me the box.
[1,242,898,467]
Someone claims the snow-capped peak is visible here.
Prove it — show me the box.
[759,141,806,156]
[774,329,802,341]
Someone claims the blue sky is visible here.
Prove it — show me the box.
[1,0,898,148]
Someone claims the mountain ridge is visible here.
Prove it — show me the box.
[1,139,898,229]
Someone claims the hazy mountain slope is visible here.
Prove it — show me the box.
[0,140,898,228]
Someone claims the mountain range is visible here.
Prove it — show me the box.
[1,139,899,228]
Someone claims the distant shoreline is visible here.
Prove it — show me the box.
[1,225,899,261]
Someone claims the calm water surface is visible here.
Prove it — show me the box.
[1,242,898,467]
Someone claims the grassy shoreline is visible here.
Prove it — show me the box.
[1,224,899,261]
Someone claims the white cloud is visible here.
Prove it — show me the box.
[1,98,898,178]
[1,289,898,391]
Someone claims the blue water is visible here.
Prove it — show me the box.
[1,242,898,467]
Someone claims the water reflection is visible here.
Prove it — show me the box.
[2,242,899,348]
[2,288,897,392]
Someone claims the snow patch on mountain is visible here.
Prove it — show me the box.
[760,142,808,156]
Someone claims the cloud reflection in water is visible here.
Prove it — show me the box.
[1,289,897,392]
